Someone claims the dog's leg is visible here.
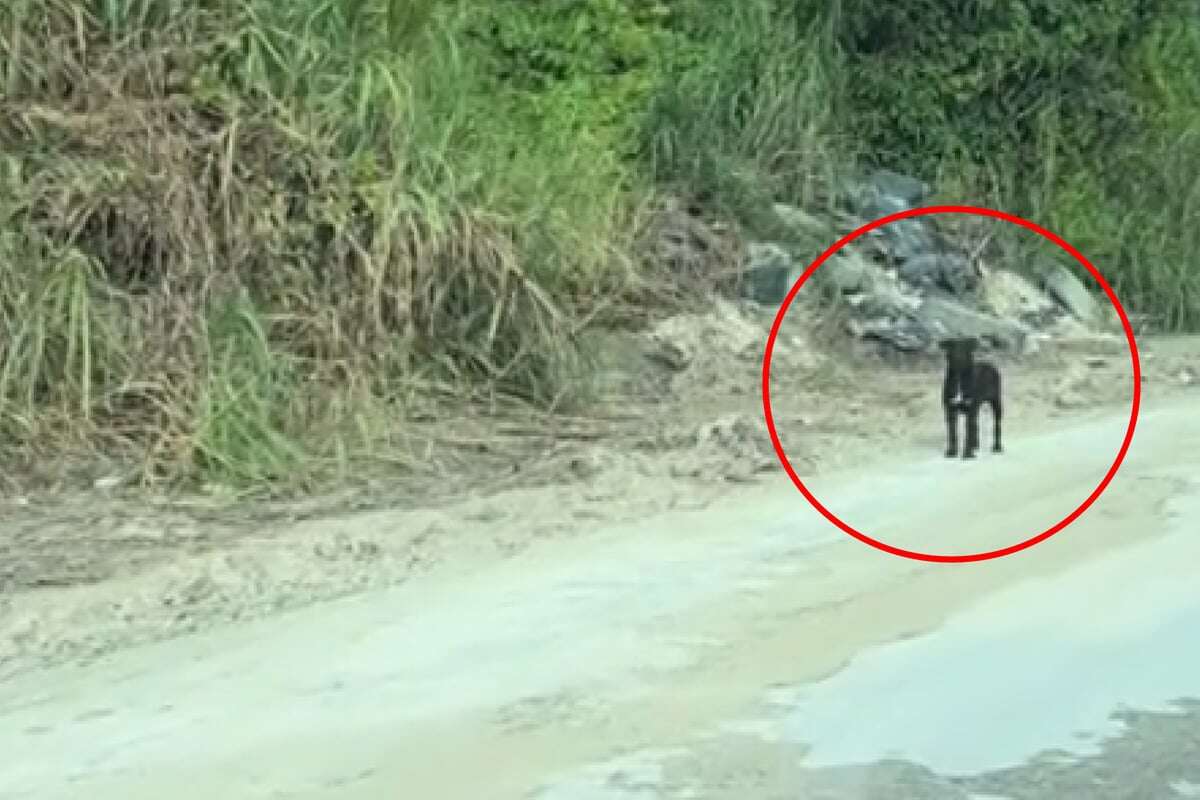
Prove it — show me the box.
[963,401,980,459]
[990,396,1003,453]
[944,404,958,458]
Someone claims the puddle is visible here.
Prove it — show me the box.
[532,748,694,800]
[767,490,1200,775]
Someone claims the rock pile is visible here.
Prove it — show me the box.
[740,170,1117,354]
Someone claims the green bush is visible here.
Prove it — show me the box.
[823,0,1200,329]
[463,0,676,159]
[2,0,1200,492]
[830,0,1167,179]
[639,0,855,236]
[0,0,637,487]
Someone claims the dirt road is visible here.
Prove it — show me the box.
[3,395,1198,800]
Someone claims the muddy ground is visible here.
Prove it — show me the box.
[0,298,1194,682]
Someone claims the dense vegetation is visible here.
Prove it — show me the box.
[1,0,1197,488]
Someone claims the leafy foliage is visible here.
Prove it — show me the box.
[2,0,1199,490]
[463,0,685,159]
[829,0,1171,178]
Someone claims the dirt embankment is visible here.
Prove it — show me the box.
[0,299,1192,682]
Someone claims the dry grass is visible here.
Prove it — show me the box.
[8,0,1187,497]
[0,0,663,491]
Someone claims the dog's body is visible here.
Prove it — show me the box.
[940,337,1002,459]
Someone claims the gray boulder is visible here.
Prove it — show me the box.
[1041,263,1100,324]
[815,248,879,295]
[859,189,909,221]
[979,268,1060,328]
[914,293,1032,352]
[848,292,1030,354]
[846,278,921,319]
[849,170,938,262]
[878,218,940,264]
[847,316,934,352]
[867,169,930,208]
[838,170,949,282]
[850,170,931,218]
[898,252,978,296]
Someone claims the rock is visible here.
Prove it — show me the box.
[979,269,1059,328]
[1041,263,1099,324]
[845,169,939,264]
[647,303,753,370]
[866,169,930,208]
[876,217,940,264]
[644,299,822,378]
[846,276,921,318]
[898,252,978,295]
[859,189,909,221]
[913,293,1032,352]
[847,316,932,351]
[896,253,941,288]
[741,242,802,306]
[761,176,1120,361]
[850,170,930,218]
[1046,314,1093,339]
[814,248,879,295]
[644,335,692,372]
[940,254,980,295]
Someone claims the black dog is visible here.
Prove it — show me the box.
[939,337,1003,459]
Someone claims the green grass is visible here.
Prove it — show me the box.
[1,0,1198,491]
[640,1,855,232]
[0,0,634,488]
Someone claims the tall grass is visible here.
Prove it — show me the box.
[840,2,1200,331]
[1092,18,1200,330]
[641,1,855,234]
[974,16,1200,331]
[1,0,1197,492]
[0,0,634,489]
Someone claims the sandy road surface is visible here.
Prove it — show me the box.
[2,396,1198,799]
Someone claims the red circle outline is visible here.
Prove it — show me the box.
[761,204,1142,563]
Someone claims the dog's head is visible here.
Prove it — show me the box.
[939,337,978,371]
